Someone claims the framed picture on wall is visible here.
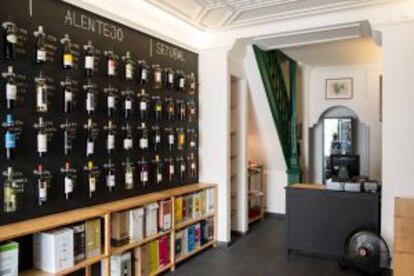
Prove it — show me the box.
[326,78,353,100]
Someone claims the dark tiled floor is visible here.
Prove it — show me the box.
[168,217,364,276]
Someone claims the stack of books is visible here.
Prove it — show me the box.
[111,200,172,247]
[134,235,170,275]
[175,188,215,225]
[175,217,214,259]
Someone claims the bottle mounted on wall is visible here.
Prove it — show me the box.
[35,72,48,113]
[84,41,95,77]
[3,22,17,60]
[3,66,17,110]
[61,34,74,69]
[34,26,47,64]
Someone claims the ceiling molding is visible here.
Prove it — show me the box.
[144,0,396,31]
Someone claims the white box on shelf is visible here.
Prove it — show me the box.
[33,228,74,273]
[129,207,145,242]
[206,188,215,214]
[0,241,19,276]
[145,203,159,237]
[110,252,132,276]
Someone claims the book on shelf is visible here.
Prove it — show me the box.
[110,252,132,276]
[158,235,170,268]
[148,240,159,274]
[129,207,145,243]
[187,225,196,253]
[112,211,130,246]
[206,188,215,214]
[193,192,201,219]
[136,244,149,276]
[174,197,183,225]
[71,223,86,263]
[132,246,141,276]
[145,203,159,237]
[199,190,207,216]
[86,218,102,258]
[182,197,187,222]
[195,223,201,248]
[175,231,183,259]
[0,241,19,276]
[201,218,214,245]
[158,199,172,232]
[186,195,193,221]
[33,228,74,273]
[182,229,188,256]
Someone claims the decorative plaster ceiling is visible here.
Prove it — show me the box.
[144,0,394,30]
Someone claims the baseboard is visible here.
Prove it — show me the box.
[265,212,286,220]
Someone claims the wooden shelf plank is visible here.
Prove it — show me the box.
[21,254,107,276]
[95,192,169,213]
[150,263,173,276]
[175,241,215,264]
[248,214,264,224]
[175,213,215,231]
[111,231,171,255]
[161,183,216,197]
[248,191,264,198]
[0,208,106,242]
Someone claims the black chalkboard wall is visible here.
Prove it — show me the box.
[0,0,199,226]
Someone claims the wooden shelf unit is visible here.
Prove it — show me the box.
[0,183,217,276]
[248,165,265,225]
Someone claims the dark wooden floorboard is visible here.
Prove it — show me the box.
[168,217,365,276]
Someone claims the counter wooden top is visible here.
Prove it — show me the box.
[288,183,325,190]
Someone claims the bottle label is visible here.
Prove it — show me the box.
[155,71,161,82]
[190,141,196,147]
[141,171,148,182]
[156,104,162,112]
[64,90,73,102]
[168,73,174,84]
[108,60,116,76]
[39,183,47,199]
[125,99,132,110]
[157,173,162,182]
[64,54,73,67]
[142,69,147,80]
[179,134,185,145]
[180,164,185,172]
[140,102,147,111]
[86,93,95,112]
[169,135,174,144]
[191,163,196,169]
[107,174,115,187]
[169,165,174,174]
[37,86,47,111]
[107,134,115,150]
[126,64,133,79]
[5,132,16,149]
[107,95,115,108]
[179,78,185,88]
[124,138,133,150]
[6,83,17,100]
[37,133,47,153]
[87,140,94,155]
[6,34,17,44]
[85,56,94,69]
[155,134,161,143]
[126,172,133,186]
[190,82,196,90]
[65,177,73,194]
[140,138,148,149]
[37,50,47,62]
[191,108,196,114]
[89,176,96,192]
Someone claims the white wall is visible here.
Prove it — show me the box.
[381,21,414,250]
[198,47,231,242]
[304,65,382,183]
[245,46,289,214]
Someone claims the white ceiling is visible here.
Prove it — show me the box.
[281,37,382,67]
[144,0,394,30]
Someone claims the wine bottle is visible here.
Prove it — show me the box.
[154,97,162,121]
[3,22,17,60]
[85,119,95,157]
[5,66,17,110]
[167,158,175,182]
[4,167,17,212]
[62,80,73,114]
[153,126,161,151]
[36,165,48,206]
[36,117,47,157]
[86,161,97,197]
[84,41,94,77]
[124,158,134,190]
[153,64,162,89]
[84,82,96,115]
[155,156,163,184]
[105,50,116,78]
[138,60,148,85]
[189,72,196,94]
[62,34,73,69]
[139,158,148,186]
[106,121,116,154]
[35,73,48,113]
[4,114,16,160]
[179,156,186,180]
[63,162,74,200]
[105,87,116,117]
[178,100,186,121]
[123,90,133,118]
[123,123,133,151]
[124,51,134,80]
[105,160,116,192]
[139,123,148,150]
[166,98,175,121]
[138,90,148,120]
[167,128,175,151]
[177,128,185,151]
[34,26,47,64]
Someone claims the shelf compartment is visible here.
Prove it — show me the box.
[21,254,107,276]
[175,240,215,264]
[150,262,173,276]
[175,213,215,231]
[111,230,171,255]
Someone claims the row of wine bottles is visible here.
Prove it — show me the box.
[3,153,197,212]
[2,22,197,92]
[3,115,197,160]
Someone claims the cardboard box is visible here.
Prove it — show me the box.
[112,211,130,246]
[129,208,145,242]
[110,252,132,276]
[33,228,74,273]
[0,241,19,276]
[158,200,172,232]
[86,218,101,258]
[139,245,149,276]
[174,197,183,225]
